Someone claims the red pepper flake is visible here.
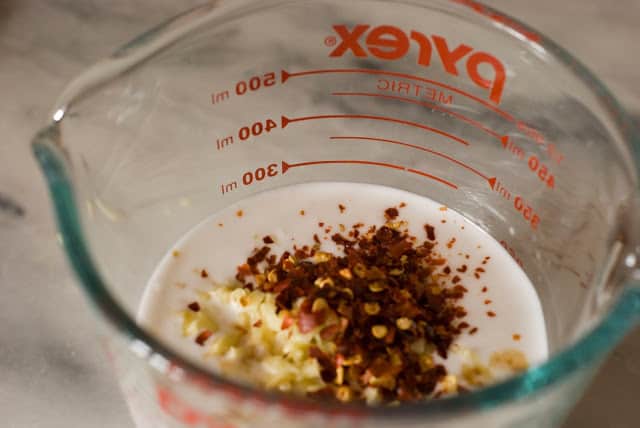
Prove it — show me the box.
[299,210,305,216]
[200,269,209,278]
[313,234,321,244]
[484,299,492,305]
[446,237,456,249]
[424,224,436,241]
[441,219,446,223]
[318,222,325,227]
[456,265,467,273]
[452,275,461,284]
[513,334,521,341]
[217,223,224,227]
[443,266,451,274]
[253,320,263,328]
[281,314,294,330]
[469,327,478,335]
[187,302,200,312]
[481,286,488,293]
[320,323,340,341]
[474,273,481,279]
[384,207,399,220]
[487,311,496,318]
[324,227,332,234]
[236,206,469,403]
[439,206,448,211]
[263,235,274,244]
[236,210,243,217]
[399,202,407,208]
[338,204,346,213]
[172,250,180,258]
[195,330,213,346]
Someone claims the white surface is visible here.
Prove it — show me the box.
[139,182,547,384]
[0,1,638,427]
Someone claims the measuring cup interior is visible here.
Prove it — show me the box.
[35,0,640,415]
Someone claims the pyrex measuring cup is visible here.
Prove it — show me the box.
[32,0,640,427]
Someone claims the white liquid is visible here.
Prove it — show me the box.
[138,182,548,388]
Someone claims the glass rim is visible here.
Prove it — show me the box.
[32,0,640,419]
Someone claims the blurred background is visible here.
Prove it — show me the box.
[1,1,638,427]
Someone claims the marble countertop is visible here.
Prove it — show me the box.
[1,1,638,427]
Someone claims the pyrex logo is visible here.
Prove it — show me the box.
[328,25,506,105]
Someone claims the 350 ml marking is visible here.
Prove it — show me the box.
[492,178,540,230]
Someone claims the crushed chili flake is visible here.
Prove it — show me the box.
[446,238,456,249]
[187,302,201,312]
[384,207,399,220]
[399,202,407,208]
[299,210,305,216]
[484,299,492,305]
[318,222,325,227]
[236,210,244,218]
[200,269,209,278]
[338,204,346,213]
[469,327,479,335]
[263,235,275,244]
[235,207,470,404]
[172,250,180,258]
[424,224,436,241]
[512,334,521,341]
[195,330,213,346]
[218,223,224,227]
[456,265,467,273]
[481,286,488,293]
[487,311,496,318]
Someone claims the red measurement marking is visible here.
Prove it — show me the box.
[330,136,494,188]
[281,68,515,122]
[281,114,469,146]
[331,92,502,139]
[281,160,457,189]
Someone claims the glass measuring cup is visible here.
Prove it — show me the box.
[31,0,640,426]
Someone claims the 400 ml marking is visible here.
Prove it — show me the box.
[216,119,278,151]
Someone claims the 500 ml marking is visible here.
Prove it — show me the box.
[501,136,556,189]
[210,72,277,105]
[216,119,278,151]
[220,163,280,195]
